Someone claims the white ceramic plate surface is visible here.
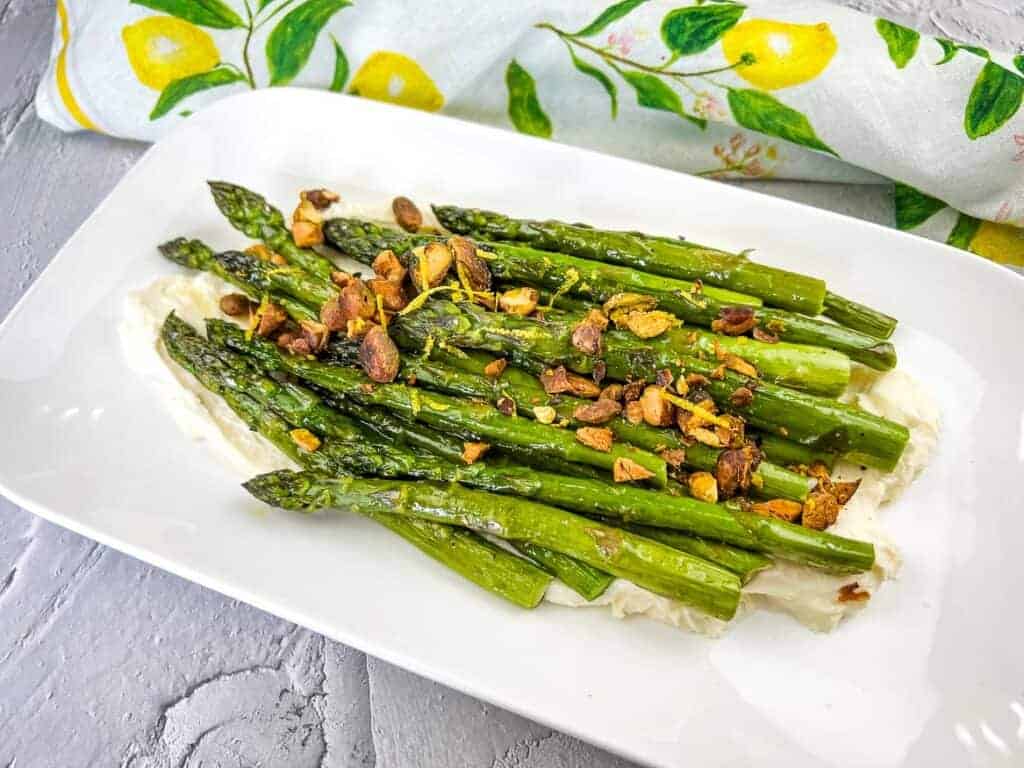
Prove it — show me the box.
[1,89,1021,768]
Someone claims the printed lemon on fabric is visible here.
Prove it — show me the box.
[724,20,837,90]
[349,52,444,112]
[969,221,1024,266]
[122,16,220,91]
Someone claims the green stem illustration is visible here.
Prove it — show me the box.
[241,0,257,88]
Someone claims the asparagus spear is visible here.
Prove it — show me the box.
[324,218,895,370]
[206,319,669,485]
[823,292,898,340]
[159,237,336,310]
[207,181,339,284]
[397,347,813,501]
[433,205,826,315]
[171,313,874,574]
[757,434,836,470]
[510,542,615,601]
[245,471,743,620]
[394,301,909,470]
[161,314,551,608]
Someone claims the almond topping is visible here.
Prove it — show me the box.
[291,219,323,248]
[837,583,871,603]
[461,441,491,465]
[599,383,624,402]
[802,490,840,530]
[358,325,400,383]
[660,448,686,468]
[372,250,406,282]
[640,385,675,427]
[498,286,539,316]
[410,242,452,290]
[624,401,644,424]
[532,405,557,424]
[613,457,655,483]
[289,428,321,452]
[367,278,408,312]
[572,398,622,425]
[687,472,719,503]
[219,293,254,317]
[483,358,507,379]
[448,236,492,293]
[255,302,288,338]
[392,196,423,232]
[496,396,517,416]
[575,426,613,452]
[751,498,803,522]
[299,320,329,353]
[571,321,603,356]
[730,386,754,407]
[711,306,758,336]
[620,310,676,339]
[622,380,646,402]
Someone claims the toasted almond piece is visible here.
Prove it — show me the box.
[724,353,758,378]
[342,279,379,320]
[255,302,288,338]
[599,383,623,402]
[687,471,718,503]
[448,236,492,292]
[293,197,324,225]
[367,278,408,311]
[571,321,603,356]
[802,491,840,530]
[603,293,657,316]
[715,445,761,498]
[583,308,609,331]
[837,583,870,603]
[613,457,654,483]
[711,306,758,336]
[685,373,709,388]
[752,327,779,344]
[331,270,353,287]
[304,188,340,209]
[730,386,754,407]
[276,332,296,350]
[640,385,675,427]
[392,196,423,232]
[290,428,321,452]
[461,441,491,465]
[833,479,861,506]
[496,396,516,416]
[624,401,644,424]
[533,405,557,424]
[709,364,727,380]
[372,250,406,282]
[483,358,508,379]
[409,242,453,290]
[621,310,676,339]
[575,426,613,452]
[538,365,601,398]
[660,448,686,468]
[292,218,323,247]
[286,336,312,356]
[299,320,330,353]
[751,498,803,522]
[219,293,254,317]
[499,286,539,316]
[655,369,674,388]
[359,325,400,383]
[622,380,646,402]
[690,427,724,448]
[573,398,622,425]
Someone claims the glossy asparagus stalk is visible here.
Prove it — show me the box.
[394,301,908,470]
[433,204,826,314]
[208,181,339,284]
[324,218,895,369]
[206,320,669,486]
[757,434,836,470]
[823,292,898,340]
[244,471,743,620]
[510,542,615,601]
[161,313,551,608]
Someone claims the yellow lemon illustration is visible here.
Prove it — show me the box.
[349,52,444,112]
[723,20,837,90]
[122,16,220,91]
[968,221,1024,266]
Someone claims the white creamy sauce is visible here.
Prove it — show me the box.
[124,274,940,635]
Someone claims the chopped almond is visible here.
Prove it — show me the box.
[410,242,453,290]
[724,353,758,378]
[299,320,329,353]
[538,366,601,398]
[599,383,624,402]
[584,308,609,331]
[372,250,406,282]
[685,373,709,388]
[730,386,754,407]
[622,380,646,402]
[255,302,288,337]
[802,490,840,530]
[571,320,603,355]
[358,325,400,383]
[331,270,353,287]
[392,196,423,232]
[715,444,761,498]
[496,396,516,416]
[575,426,613,452]
[499,286,539,316]
[291,219,323,248]
[572,399,622,425]
[711,306,757,336]
[687,472,718,503]
[624,401,644,424]
[303,188,339,210]
[591,360,606,386]
[660,448,686,468]
[837,583,870,603]
[751,498,803,522]
[640,385,675,427]
[289,428,321,452]
[655,369,674,388]
[367,278,408,311]
[483,358,507,379]
[833,479,861,506]
[613,457,655,483]
[448,236,492,292]
[689,427,724,448]
[285,336,312,356]
[621,310,676,339]
[219,293,254,317]
[532,405,557,424]
[461,441,491,465]
[752,327,779,344]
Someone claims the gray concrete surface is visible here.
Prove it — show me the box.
[0,1,1019,766]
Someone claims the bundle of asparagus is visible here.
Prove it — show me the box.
[151,180,916,628]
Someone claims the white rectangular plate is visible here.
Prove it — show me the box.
[2,89,1021,768]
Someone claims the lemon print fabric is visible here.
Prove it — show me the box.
[122,16,220,91]
[724,20,837,90]
[349,52,444,112]
[968,221,1024,266]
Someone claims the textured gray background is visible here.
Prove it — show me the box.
[1,1,1021,766]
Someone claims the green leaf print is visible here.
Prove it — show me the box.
[875,19,919,69]
[329,35,349,92]
[1015,55,1024,76]
[935,39,958,65]
[506,60,553,138]
[266,0,351,87]
[149,66,246,120]
[946,213,981,250]
[893,183,946,230]
[258,0,279,10]
[572,0,650,38]
[618,69,704,128]
[130,0,244,29]
[964,61,1024,139]
[661,4,745,57]
[568,49,618,118]
[727,89,836,156]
